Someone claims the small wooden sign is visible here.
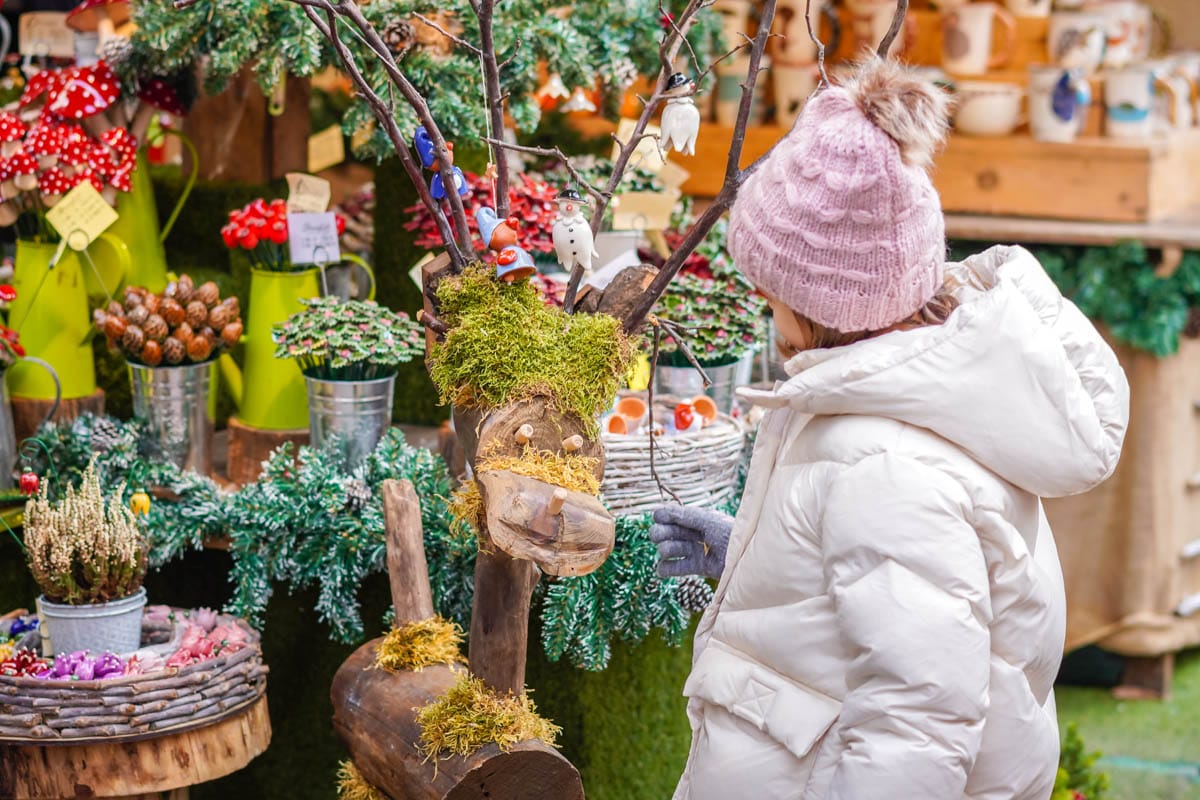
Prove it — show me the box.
[46,182,119,250]
[306,125,346,174]
[285,172,331,214]
[19,13,74,59]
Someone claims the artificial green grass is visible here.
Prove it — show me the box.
[429,265,632,429]
[1057,651,1200,799]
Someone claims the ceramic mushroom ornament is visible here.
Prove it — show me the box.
[659,72,700,156]
[0,114,27,159]
[39,168,71,207]
[48,62,121,134]
[9,153,38,193]
[132,79,186,141]
[66,0,132,46]
[552,187,598,279]
[476,206,536,282]
[26,124,63,169]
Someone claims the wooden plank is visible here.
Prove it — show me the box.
[0,697,270,799]
[467,549,539,696]
[1113,653,1175,700]
[944,209,1200,249]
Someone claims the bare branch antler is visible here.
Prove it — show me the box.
[877,0,909,58]
[476,0,511,218]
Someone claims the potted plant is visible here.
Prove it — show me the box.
[273,296,425,466]
[92,274,243,474]
[23,462,148,655]
[642,216,768,411]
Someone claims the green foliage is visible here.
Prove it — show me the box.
[1053,723,1110,800]
[429,265,633,428]
[541,515,693,670]
[273,296,426,380]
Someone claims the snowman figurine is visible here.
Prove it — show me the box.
[551,187,598,279]
[659,72,700,157]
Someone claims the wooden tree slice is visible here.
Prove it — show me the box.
[477,471,615,578]
[331,645,582,800]
[453,398,604,481]
[225,416,308,484]
[11,389,105,444]
[0,696,270,799]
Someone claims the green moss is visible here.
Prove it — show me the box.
[429,266,632,428]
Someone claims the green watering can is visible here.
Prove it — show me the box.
[84,136,198,299]
[7,236,131,400]
[219,257,375,431]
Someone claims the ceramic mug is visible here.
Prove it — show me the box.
[770,0,842,66]
[1046,11,1108,74]
[1172,52,1200,125]
[773,62,821,126]
[1147,59,1191,129]
[1005,0,1051,18]
[941,4,1018,76]
[954,81,1026,135]
[1103,63,1178,138]
[1028,65,1090,142]
[715,55,771,126]
[713,0,754,51]
[1082,0,1142,68]
[845,0,915,58]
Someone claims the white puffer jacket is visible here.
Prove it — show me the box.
[673,246,1129,800]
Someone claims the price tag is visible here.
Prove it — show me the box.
[610,190,679,232]
[285,172,332,214]
[611,118,665,175]
[287,212,340,265]
[19,13,75,59]
[307,125,346,174]
[46,182,119,250]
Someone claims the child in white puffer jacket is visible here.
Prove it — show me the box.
[652,57,1130,800]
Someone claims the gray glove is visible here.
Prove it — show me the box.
[650,505,734,580]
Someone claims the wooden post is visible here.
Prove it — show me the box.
[382,479,435,626]
[468,550,540,696]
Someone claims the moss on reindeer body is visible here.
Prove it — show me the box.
[416,671,561,761]
[429,265,633,429]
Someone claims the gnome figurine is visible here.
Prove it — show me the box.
[477,207,537,282]
[414,126,468,201]
[551,187,598,278]
[659,72,700,157]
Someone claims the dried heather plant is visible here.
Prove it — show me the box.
[24,462,148,604]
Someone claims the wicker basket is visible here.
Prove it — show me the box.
[602,404,747,516]
[0,612,267,744]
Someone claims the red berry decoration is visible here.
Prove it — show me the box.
[674,402,695,431]
[18,472,38,496]
[0,285,16,302]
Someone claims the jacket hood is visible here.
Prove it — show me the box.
[741,245,1129,497]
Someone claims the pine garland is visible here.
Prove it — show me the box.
[21,415,703,668]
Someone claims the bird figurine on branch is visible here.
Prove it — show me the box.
[552,187,598,280]
[477,207,536,282]
[414,126,468,201]
[658,72,700,157]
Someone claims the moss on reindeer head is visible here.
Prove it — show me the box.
[428,265,633,429]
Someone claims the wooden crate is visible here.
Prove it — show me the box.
[935,129,1200,223]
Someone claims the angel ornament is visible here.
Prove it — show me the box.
[552,188,598,279]
[658,72,700,157]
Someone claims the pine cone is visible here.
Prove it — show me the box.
[383,19,416,56]
[674,575,713,614]
[208,304,232,331]
[195,281,220,308]
[175,321,195,345]
[141,339,163,366]
[175,275,195,305]
[123,287,146,310]
[142,293,161,315]
[127,304,149,326]
[122,323,146,354]
[99,36,133,70]
[89,417,122,453]
[103,314,127,341]
[160,298,185,327]
[144,313,168,342]
[344,479,372,512]
[163,336,186,365]
[187,333,213,362]
[185,300,208,328]
[220,320,243,349]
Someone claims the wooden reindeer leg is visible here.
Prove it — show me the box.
[383,478,435,625]
[469,549,540,696]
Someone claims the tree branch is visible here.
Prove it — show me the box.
[413,13,481,56]
[476,0,510,218]
[482,137,608,205]
[301,3,464,267]
[653,315,711,386]
[805,0,830,88]
[877,0,909,58]
[660,1,700,76]
[621,0,780,333]
[498,36,522,70]
[696,35,752,85]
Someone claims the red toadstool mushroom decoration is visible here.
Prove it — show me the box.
[25,124,63,169]
[19,71,67,109]
[0,114,27,159]
[66,0,131,44]
[48,63,121,126]
[39,168,71,207]
[59,134,93,177]
[131,79,187,141]
[9,152,38,193]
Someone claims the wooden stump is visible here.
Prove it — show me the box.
[225,416,309,485]
[0,696,271,800]
[11,389,105,443]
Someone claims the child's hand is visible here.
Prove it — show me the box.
[650,505,733,580]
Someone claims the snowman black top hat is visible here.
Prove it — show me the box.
[665,72,692,94]
[557,187,586,203]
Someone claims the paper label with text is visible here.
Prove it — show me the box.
[19,13,74,59]
[46,182,119,250]
[287,212,340,265]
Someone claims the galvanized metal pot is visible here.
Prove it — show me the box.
[653,353,754,414]
[306,374,395,468]
[129,362,214,474]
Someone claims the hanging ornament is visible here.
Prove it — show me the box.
[659,72,700,157]
[413,126,468,201]
[130,491,151,515]
[552,187,598,279]
[674,575,714,614]
[476,207,536,283]
[535,73,571,111]
[559,86,597,114]
[18,472,38,496]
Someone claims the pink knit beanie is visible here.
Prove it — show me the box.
[728,58,951,333]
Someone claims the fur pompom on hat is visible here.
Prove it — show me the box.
[728,57,952,333]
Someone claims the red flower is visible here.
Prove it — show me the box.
[0,285,15,301]
[18,472,38,496]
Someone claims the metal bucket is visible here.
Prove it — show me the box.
[38,587,147,656]
[129,362,214,474]
[654,353,754,414]
[306,375,396,467]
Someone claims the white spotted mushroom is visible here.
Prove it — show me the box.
[47,63,121,128]
[59,134,93,177]
[132,79,186,142]
[25,124,63,170]
[66,0,131,45]
[9,152,38,192]
[39,168,71,207]
[0,113,27,159]
[102,160,133,205]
